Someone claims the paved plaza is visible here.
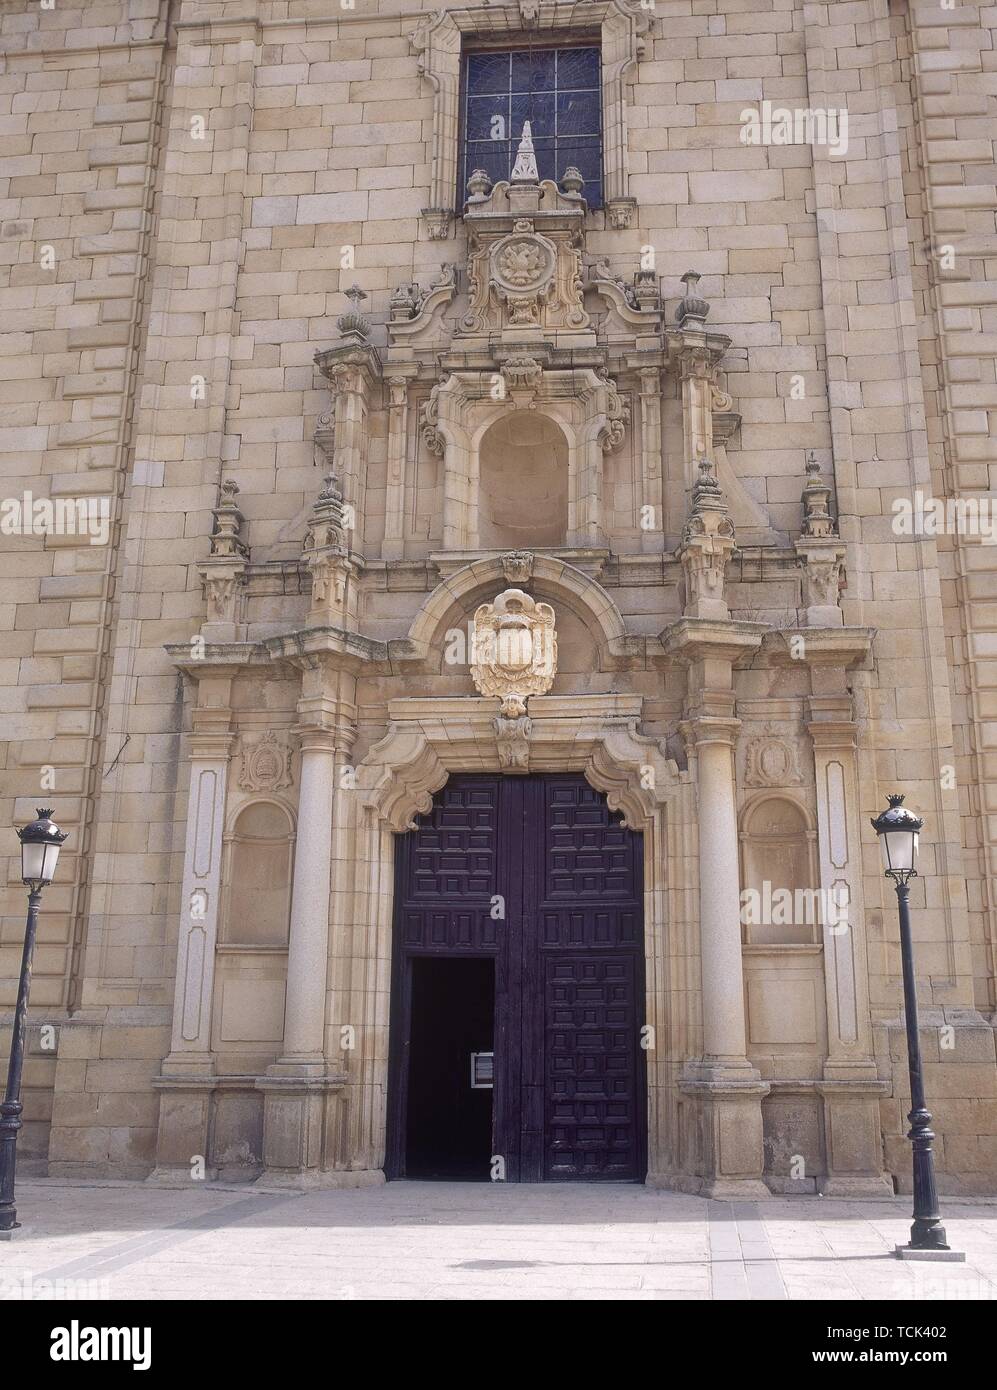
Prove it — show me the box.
[2,1181,996,1302]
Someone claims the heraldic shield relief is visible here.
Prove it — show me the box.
[470,589,557,717]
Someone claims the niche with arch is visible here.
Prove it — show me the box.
[212,800,294,1075]
[220,801,294,947]
[478,411,569,549]
[739,796,819,947]
[739,794,828,1170]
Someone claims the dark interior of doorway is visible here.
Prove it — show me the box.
[405,956,495,1180]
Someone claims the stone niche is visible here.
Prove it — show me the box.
[478,412,569,549]
[739,791,829,1187]
[211,800,293,1084]
[739,794,817,947]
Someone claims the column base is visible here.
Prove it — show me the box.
[256,1070,346,1179]
[151,1072,217,1177]
[646,1171,773,1199]
[817,1076,892,1197]
[701,1177,773,1199]
[254,1168,386,1191]
[146,1164,218,1187]
[819,1175,895,1197]
[679,1061,770,1192]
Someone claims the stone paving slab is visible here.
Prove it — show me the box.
[2,1181,996,1301]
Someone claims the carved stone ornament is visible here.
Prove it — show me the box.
[471,588,557,717]
[801,451,836,538]
[494,233,555,292]
[678,457,737,621]
[204,574,241,624]
[746,735,803,788]
[501,355,543,399]
[208,480,247,560]
[419,379,447,457]
[238,730,294,792]
[495,712,532,773]
[501,550,535,585]
[198,479,248,629]
[801,552,844,609]
[458,126,590,337]
[597,368,631,454]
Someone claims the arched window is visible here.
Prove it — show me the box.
[221,802,294,947]
[478,411,568,549]
[739,797,819,947]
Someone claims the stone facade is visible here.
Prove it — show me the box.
[1,0,996,1194]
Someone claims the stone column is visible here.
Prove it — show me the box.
[258,658,353,1184]
[692,714,750,1065]
[280,725,337,1066]
[677,696,769,1198]
[665,451,771,1194]
[151,672,235,1183]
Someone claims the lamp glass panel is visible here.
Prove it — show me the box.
[21,842,46,882]
[884,827,917,871]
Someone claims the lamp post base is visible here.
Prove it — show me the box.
[895,1245,966,1262]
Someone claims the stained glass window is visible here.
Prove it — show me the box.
[461,46,602,208]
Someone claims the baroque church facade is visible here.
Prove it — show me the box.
[3,0,997,1195]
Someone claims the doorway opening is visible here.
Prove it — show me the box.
[404,956,495,1180]
[387,774,646,1182]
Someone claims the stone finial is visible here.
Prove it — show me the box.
[511,122,539,184]
[676,270,710,328]
[801,451,836,538]
[309,470,347,547]
[466,167,493,201]
[303,469,359,625]
[560,166,585,196]
[199,478,248,633]
[389,281,423,322]
[796,453,845,625]
[209,478,247,559]
[678,457,736,621]
[682,457,732,549]
[336,283,371,342]
[633,267,660,312]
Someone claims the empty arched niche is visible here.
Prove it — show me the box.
[221,801,294,947]
[478,411,568,549]
[739,796,819,947]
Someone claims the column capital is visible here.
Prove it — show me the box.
[679,713,741,751]
[189,707,235,762]
[188,729,237,762]
[661,617,765,667]
[295,724,342,757]
[807,694,858,748]
[638,364,663,392]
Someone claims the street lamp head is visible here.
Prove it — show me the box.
[17,807,68,888]
[871,793,922,881]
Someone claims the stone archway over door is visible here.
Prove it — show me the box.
[386,772,647,1182]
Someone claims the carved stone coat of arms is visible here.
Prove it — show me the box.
[470,589,557,717]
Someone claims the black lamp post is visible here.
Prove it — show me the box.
[871,794,961,1260]
[0,808,68,1236]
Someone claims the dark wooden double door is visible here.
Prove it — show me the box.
[387,774,647,1183]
